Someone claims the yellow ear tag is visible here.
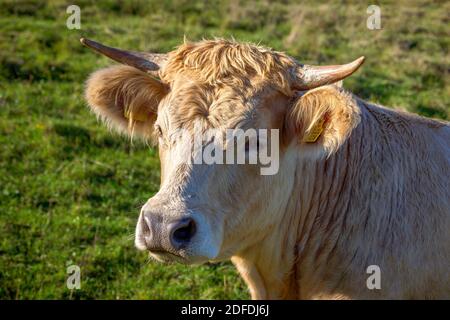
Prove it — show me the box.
[124,109,147,122]
[302,118,325,143]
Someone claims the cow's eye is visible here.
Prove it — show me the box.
[155,124,163,138]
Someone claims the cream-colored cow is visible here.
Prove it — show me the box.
[82,38,450,299]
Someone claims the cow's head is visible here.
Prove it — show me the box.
[82,38,362,264]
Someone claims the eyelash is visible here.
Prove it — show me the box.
[155,124,163,138]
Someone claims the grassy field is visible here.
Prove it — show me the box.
[0,0,448,299]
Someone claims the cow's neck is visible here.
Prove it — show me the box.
[232,105,371,299]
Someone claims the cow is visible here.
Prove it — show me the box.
[81,37,450,299]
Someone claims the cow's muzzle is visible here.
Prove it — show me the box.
[135,209,197,258]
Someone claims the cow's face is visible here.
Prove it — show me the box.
[136,75,293,263]
[83,39,363,264]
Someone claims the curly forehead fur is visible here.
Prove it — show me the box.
[160,39,297,96]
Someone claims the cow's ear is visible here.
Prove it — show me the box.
[285,86,360,158]
[85,65,168,142]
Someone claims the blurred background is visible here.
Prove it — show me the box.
[0,0,448,299]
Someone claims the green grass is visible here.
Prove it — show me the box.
[0,0,448,299]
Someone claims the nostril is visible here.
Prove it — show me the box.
[174,221,195,241]
[170,218,196,247]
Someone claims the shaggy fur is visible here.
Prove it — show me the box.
[161,39,296,94]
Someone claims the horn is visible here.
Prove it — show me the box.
[80,38,167,77]
[293,56,365,90]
